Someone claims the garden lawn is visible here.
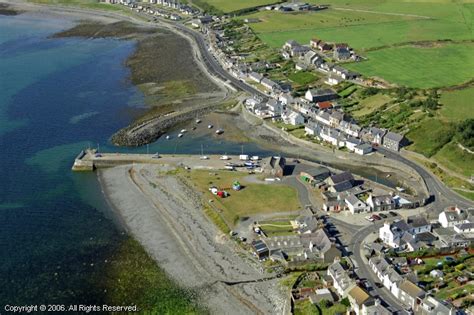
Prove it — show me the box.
[439,87,474,121]
[288,71,319,85]
[187,170,301,226]
[345,43,474,88]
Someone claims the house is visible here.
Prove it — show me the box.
[420,296,457,315]
[303,229,341,263]
[305,121,322,136]
[305,88,338,102]
[438,206,469,228]
[261,78,278,91]
[383,131,407,151]
[300,167,331,184]
[292,216,321,234]
[329,111,344,127]
[283,39,300,50]
[303,50,321,67]
[406,216,431,234]
[282,50,291,60]
[326,73,343,86]
[266,99,282,116]
[315,111,331,126]
[309,288,334,304]
[320,127,346,148]
[367,194,395,211]
[379,220,410,248]
[251,240,269,260]
[347,285,371,315]
[433,227,471,248]
[316,101,333,110]
[248,71,263,83]
[354,143,373,155]
[345,194,368,214]
[454,222,474,233]
[429,269,444,278]
[343,135,360,151]
[279,93,294,105]
[291,45,310,57]
[262,156,286,177]
[340,121,361,138]
[334,46,351,60]
[361,299,392,315]
[283,111,304,125]
[326,171,355,192]
[310,38,321,49]
[317,41,333,52]
[398,279,425,310]
[327,260,356,296]
[295,62,307,71]
[369,256,403,297]
[367,127,386,145]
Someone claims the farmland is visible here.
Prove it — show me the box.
[241,0,474,88]
[193,0,281,13]
[345,43,474,88]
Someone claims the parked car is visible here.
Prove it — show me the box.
[371,214,381,221]
[365,216,375,222]
[379,213,387,219]
[389,211,398,217]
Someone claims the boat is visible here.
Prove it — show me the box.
[200,156,209,160]
[220,155,230,160]
[165,135,171,140]
[208,124,213,129]
[180,129,187,133]
[196,119,201,124]
[178,133,183,138]
[215,129,224,135]
[192,126,196,130]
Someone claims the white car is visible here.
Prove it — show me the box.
[365,216,375,222]
[200,156,209,160]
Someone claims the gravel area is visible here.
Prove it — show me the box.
[99,164,288,314]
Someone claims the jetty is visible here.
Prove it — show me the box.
[72,149,264,172]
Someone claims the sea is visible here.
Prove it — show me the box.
[0,13,268,305]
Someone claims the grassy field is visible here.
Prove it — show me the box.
[241,0,473,88]
[352,93,392,117]
[259,220,294,236]
[439,87,474,121]
[187,170,301,226]
[288,71,320,86]
[434,142,474,177]
[345,43,474,88]
[406,119,455,157]
[195,0,280,13]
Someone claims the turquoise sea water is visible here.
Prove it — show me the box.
[0,14,268,305]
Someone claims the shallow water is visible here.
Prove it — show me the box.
[0,13,269,305]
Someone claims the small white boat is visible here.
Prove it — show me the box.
[200,156,209,160]
[220,155,230,160]
[178,133,183,138]
[165,135,170,140]
[196,119,201,124]
[180,129,187,133]
[215,129,224,135]
[208,124,213,129]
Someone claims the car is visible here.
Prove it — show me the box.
[371,214,381,221]
[365,216,375,222]
[389,211,398,217]
[379,213,387,219]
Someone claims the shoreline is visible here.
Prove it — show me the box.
[98,164,288,314]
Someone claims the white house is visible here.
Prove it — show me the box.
[315,111,331,126]
[320,127,345,148]
[327,260,356,297]
[345,194,369,214]
[354,143,373,155]
[283,111,304,125]
[345,137,362,152]
[266,99,282,116]
[454,222,474,233]
[438,206,468,228]
[326,74,343,86]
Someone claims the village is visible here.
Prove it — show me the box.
[93,1,473,314]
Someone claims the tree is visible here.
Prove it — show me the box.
[340,297,350,307]
[319,299,332,309]
[457,119,474,150]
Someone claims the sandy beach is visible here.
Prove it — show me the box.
[99,164,288,314]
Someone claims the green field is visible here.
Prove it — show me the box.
[241,0,474,88]
[195,0,280,13]
[28,0,123,11]
[406,119,455,157]
[352,93,392,117]
[434,141,474,177]
[288,71,320,85]
[187,170,301,226]
[345,43,474,88]
[439,87,474,121]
